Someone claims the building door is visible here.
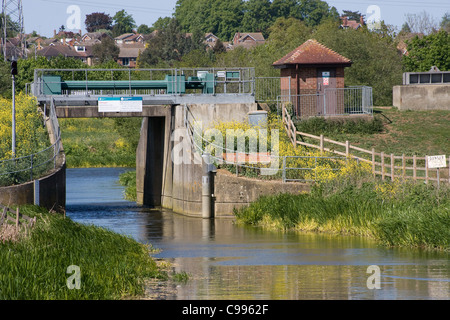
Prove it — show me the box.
[317,68,336,115]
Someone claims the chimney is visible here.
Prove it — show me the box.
[54,29,57,38]
[235,32,240,44]
[343,17,348,27]
[360,16,364,26]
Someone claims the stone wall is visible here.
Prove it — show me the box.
[213,170,310,218]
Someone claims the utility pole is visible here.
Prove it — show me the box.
[11,59,17,157]
[2,0,26,61]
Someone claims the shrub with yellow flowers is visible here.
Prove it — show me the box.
[204,115,372,182]
[0,93,49,160]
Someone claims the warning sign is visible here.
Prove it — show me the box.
[427,155,447,169]
[322,71,330,86]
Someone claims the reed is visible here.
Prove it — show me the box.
[0,206,166,299]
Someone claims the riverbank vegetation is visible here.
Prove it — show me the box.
[234,172,450,251]
[0,93,49,160]
[0,205,172,299]
[59,118,139,168]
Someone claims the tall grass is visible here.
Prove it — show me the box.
[234,174,450,251]
[0,206,166,299]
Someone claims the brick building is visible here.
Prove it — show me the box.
[273,39,352,117]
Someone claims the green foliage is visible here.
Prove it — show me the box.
[402,30,450,72]
[85,12,113,32]
[234,177,450,251]
[174,0,338,41]
[0,207,165,299]
[92,37,120,64]
[313,22,403,106]
[112,10,136,37]
[294,116,384,136]
[118,170,137,201]
[138,18,196,66]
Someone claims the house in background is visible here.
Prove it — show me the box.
[116,43,145,68]
[230,32,265,49]
[37,42,95,66]
[340,16,365,30]
[115,33,145,45]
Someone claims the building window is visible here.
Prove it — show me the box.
[122,58,130,66]
[76,46,85,52]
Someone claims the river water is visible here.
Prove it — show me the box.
[66,167,449,300]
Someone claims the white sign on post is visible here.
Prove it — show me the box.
[427,155,447,169]
[98,97,143,113]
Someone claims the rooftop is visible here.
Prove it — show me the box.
[272,39,352,67]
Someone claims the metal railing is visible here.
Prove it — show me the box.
[277,86,373,118]
[0,98,63,187]
[184,105,352,183]
[31,67,256,97]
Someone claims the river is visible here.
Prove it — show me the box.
[65,167,449,300]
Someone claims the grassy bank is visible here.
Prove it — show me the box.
[294,107,450,156]
[59,118,139,168]
[234,174,450,251]
[0,205,171,299]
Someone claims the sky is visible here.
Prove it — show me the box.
[23,0,450,38]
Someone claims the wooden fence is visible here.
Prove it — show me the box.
[282,106,450,183]
[0,204,37,230]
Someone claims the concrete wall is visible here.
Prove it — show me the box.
[0,158,66,212]
[0,109,66,212]
[213,170,310,218]
[393,84,450,110]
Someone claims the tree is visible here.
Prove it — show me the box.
[440,12,450,32]
[403,30,450,72]
[112,10,136,37]
[85,12,113,32]
[270,0,339,27]
[152,17,172,31]
[401,22,412,33]
[313,20,403,106]
[137,24,152,35]
[241,0,273,36]
[138,18,194,66]
[92,37,120,64]
[404,11,439,35]
[342,10,363,21]
[212,38,226,54]
[174,0,245,41]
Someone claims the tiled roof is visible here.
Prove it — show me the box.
[273,39,352,66]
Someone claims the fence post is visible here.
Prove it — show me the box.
[391,153,394,181]
[402,154,405,178]
[345,141,349,157]
[15,208,20,230]
[292,121,297,148]
[30,154,34,181]
[381,152,385,180]
[425,155,429,184]
[413,155,417,181]
[320,135,324,153]
[372,148,375,178]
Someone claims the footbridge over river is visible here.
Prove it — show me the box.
[29,67,296,218]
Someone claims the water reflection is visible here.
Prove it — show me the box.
[66,168,450,300]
